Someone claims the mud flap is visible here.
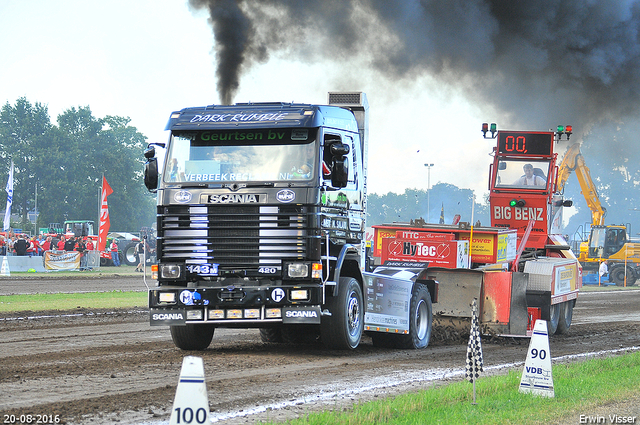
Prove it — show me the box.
[482,271,529,336]
[426,268,529,338]
[423,267,483,340]
[426,267,484,318]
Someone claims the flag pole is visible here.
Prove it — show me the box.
[3,160,14,232]
[469,194,475,267]
[473,371,477,404]
[100,174,104,228]
[465,298,483,405]
[34,182,37,233]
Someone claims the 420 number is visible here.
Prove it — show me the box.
[258,267,277,274]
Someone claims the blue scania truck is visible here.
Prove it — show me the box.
[143,92,438,351]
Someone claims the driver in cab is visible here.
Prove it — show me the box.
[514,163,546,187]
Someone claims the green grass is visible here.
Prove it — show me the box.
[276,351,640,424]
[0,291,148,312]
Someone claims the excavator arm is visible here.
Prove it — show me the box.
[556,143,606,226]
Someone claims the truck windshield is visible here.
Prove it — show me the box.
[164,129,317,183]
[495,159,550,189]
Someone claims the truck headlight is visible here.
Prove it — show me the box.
[186,310,203,320]
[160,264,181,279]
[209,309,225,319]
[266,308,282,318]
[244,309,260,319]
[287,263,308,278]
[290,289,309,300]
[158,292,176,303]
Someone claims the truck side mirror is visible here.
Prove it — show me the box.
[331,158,348,188]
[144,158,159,192]
[144,146,156,159]
[330,143,350,156]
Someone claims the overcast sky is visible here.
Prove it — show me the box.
[0,0,500,199]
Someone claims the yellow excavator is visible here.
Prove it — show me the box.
[557,143,640,285]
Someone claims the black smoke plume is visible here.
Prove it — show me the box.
[190,0,640,132]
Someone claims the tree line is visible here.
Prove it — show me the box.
[0,97,155,233]
[367,183,490,228]
[3,96,630,243]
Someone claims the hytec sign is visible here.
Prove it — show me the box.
[380,231,469,268]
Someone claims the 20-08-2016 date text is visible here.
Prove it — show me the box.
[3,414,61,424]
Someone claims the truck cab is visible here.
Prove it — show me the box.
[143,92,371,350]
[488,130,561,248]
[486,126,581,335]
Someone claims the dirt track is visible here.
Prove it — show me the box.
[1,276,639,424]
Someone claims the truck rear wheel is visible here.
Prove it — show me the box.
[321,277,364,350]
[547,303,560,335]
[556,299,575,334]
[170,324,215,350]
[371,283,432,349]
[395,283,432,349]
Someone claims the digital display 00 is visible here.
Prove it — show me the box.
[497,132,553,156]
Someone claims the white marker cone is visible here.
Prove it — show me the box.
[169,356,210,425]
[519,319,554,397]
[1,256,10,277]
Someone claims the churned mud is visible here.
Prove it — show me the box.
[1,278,639,424]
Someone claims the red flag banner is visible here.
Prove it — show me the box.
[98,177,113,252]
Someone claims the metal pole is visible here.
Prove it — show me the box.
[34,183,37,233]
[424,163,434,222]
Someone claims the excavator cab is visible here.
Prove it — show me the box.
[588,225,627,258]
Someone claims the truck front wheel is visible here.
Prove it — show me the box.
[170,324,215,350]
[259,327,283,343]
[321,277,364,350]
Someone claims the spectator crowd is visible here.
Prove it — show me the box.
[0,232,96,258]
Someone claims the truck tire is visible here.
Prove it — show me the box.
[170,324,215,350]
[395,283,433,349]
[610,265,636,286]
[122,242,138,266]
[556,299,575,335]
[260,327,283,343]
[321,277,364,350]
[371,283,433,349]
[547,303,561,335]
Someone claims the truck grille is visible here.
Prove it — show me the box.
[158,205,310,268]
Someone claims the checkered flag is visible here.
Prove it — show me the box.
[465,298,483,383]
